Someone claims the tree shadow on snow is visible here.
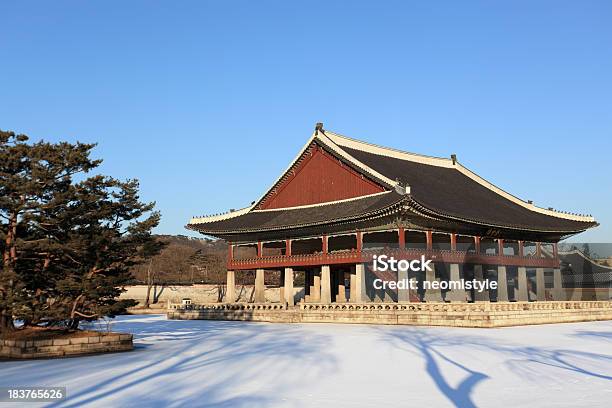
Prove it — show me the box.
[22,316,338,408]
[377,325,612,408]
[378,329,488,408]
[570,330,612,341]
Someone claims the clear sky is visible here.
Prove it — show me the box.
[1,1,610,242]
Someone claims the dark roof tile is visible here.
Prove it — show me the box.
[343,147,595,232]
[190,192,404,234]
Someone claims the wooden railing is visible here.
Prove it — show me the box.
[228,248,559,270]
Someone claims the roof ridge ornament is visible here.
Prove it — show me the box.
[315,122,325,135]
[451,154,457,165]
[394,178,411,195]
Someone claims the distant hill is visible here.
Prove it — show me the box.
[131,234,228,285]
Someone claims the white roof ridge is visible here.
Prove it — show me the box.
[324,129,453,166]
[251,190,394,212]
[314,131,398,185]
[454,161,596,222]
[325,129,595,223]
[190,205,253,225]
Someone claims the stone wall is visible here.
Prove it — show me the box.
[121,284,303,305]
[0,332,133,359]
[167,301,612,328]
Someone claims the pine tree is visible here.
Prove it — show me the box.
[0,130,100,331]
[0,130,161,333]
[51,177,162,328]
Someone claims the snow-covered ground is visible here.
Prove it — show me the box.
[1,315,611,408]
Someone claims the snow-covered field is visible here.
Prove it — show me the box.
[1,315,611,408]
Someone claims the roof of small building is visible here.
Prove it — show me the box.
[188,126,597,236]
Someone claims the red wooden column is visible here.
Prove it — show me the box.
[475,236,481,254]
[518,241,524,257]
[322,235,328,254]
[426,230,433,250]
[498,239,504,256]
[450,233,457,251]
[356,232,363,252]
[398,227,405,249]
[285,239,292,257]
[257,241,263,258]
[553,243,558,258]
[536,242,542,257]
[227,243,234,266]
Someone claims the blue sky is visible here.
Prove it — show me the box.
[1,1,610,241]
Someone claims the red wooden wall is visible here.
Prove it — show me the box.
[259,145,385,210]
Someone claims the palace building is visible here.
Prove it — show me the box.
[187,124,598,305]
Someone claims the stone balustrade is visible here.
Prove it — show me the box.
[168,300,612,328]
[168,302,287,311]
[298,300,612,312]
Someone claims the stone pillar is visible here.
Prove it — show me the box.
[279,269,285,303]
[254,268,265,303]
[473,265,488,301]
[397,268,410,302]
[424,264,442,302]
[313,274,321,302]
[337,271,347,302]
[226,270,236,303]
[284,267,294,306]
[304,270,311,302]
[536,268,545,301]
[517,267,528,301]
[321,265,332,303]
[497,266,508,302]
[446,263,465,302]
[553,268,563,300]
[349,271,357,302]
[309,271,316,302]
[354,263,366,303]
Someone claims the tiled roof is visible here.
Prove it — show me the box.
[342,146,596,232]
[189,127,597,236]
[188,192,404,234]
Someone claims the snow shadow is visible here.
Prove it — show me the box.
[1,316,337,408]
[378,329,489,408]
[378,324,612,408]
[570,329,612,341]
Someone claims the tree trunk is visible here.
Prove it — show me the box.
[0,312,14,333]
[144,259,153,308]
[144,285,152,308]
[1,212,18,334]
[153,284,164,304]
[68,318,80,330]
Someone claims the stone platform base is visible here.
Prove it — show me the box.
[167,301,612,328]
[0,332,133,359]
